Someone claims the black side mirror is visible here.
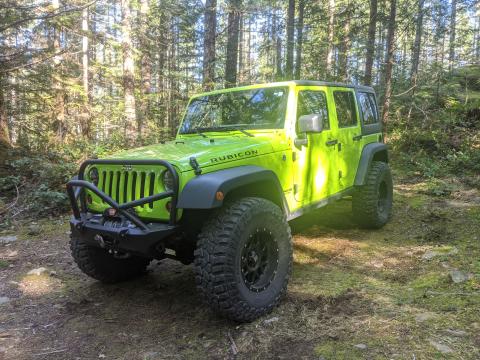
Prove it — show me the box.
[298,114,324,133]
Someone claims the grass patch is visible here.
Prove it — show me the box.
[314,340,365,359]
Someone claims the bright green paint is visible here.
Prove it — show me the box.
[86,81,382,221]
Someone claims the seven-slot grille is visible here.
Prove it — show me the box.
[97,169,163,209]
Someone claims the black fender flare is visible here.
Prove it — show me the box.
[354,143,389,186]
[177,165,287,211]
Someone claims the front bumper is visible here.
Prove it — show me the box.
[70,214,178,257]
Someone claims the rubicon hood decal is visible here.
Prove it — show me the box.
[210,149,259,164]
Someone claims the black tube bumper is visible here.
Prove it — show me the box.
[70,215,178,258]
[66,159,181,258]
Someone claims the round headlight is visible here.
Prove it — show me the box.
[88,167,99,186]
[161,170,174,191]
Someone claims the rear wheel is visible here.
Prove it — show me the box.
[194,197,292,322]
[352,161,393,229]
[70,233,151,283]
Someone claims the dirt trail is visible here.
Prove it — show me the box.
[1,181,479,359]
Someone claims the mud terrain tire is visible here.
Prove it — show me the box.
[352,161,393,229]
[194,197,292,322]
[70,233,151,283]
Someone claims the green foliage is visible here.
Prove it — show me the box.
[390,65,480,184]
[0,156,77,223]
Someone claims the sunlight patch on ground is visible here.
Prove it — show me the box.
[18,273,63,297]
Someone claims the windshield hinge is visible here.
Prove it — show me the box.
[189,157,202,176]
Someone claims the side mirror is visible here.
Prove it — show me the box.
[298,114,324,133]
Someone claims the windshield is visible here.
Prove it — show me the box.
[179,87,289,134]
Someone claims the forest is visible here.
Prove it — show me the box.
[0,1,480,359]
[0,0,479,218]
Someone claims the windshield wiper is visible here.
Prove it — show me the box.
[235,128,254,137]
[198,125,254,137]
[195,129,208,138]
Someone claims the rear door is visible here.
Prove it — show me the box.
[329,88,363,190]
[293,86,338,205]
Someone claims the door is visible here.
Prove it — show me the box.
[329,88,363,190]
[293,86,338,206]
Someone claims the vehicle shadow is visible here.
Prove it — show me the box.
[289,198,358,234]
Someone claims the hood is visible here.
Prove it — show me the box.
[107,135,276,172]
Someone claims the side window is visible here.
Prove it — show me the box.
[367,93,379,123]
[333,91,357,128]
[296,90,330,132]
[358,92,378,125]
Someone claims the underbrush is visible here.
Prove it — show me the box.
[388,65,480,189]
[0,155,76,227]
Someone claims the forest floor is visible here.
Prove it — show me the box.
[1,172,480,360]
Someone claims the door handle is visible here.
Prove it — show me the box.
[353,134,362,141]
[326,139,338,147]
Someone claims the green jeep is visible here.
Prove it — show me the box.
[67,81,392,322]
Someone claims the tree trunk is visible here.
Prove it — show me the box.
[273,10,282,80]
[238,14,244,83]
[203,0,217,90]
[247,17,252,81]
[294,0,304,79]
[475,1,479,62]
[121,0,137,143]
[448,0,457,70]
[81,6,92,139]
[338,2,352,82]
[326,0,335,78]
[410,0,424,87]
[138,0,151,140]
[381,0,396,134]
[52,0,65,143]
[285,0,295,79]
[225,0,241,88]
[0,74,9,149]
[364,0,377,85]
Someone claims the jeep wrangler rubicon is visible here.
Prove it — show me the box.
[67,81,392,322]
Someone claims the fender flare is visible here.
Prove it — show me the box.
[354,143,389,186]
[177,165,287,210]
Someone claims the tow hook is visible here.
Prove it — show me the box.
[94,234,105,248]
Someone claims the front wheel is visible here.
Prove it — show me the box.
[194,197,292,322]
[70,234,151,283]
[352,161,393,229]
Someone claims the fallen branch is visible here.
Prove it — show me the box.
[393,84,417,97]
[227,332,238,355]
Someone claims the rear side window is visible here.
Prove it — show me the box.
[358,92,379,125]
[297,90,330,130]
[333,91,357,128]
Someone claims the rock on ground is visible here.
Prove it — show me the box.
[428,340,453,354]
[0,235,17,244]
[0,297,10,305]
[415,312,436,322]
[27,267,48,276]
[422,247,458,260]
[449,269,473,283]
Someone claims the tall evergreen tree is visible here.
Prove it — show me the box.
[203,0,217,90]
[225,0,242,87]
[364,0,378,85]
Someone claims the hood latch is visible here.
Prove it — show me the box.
[189,157,202,176]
